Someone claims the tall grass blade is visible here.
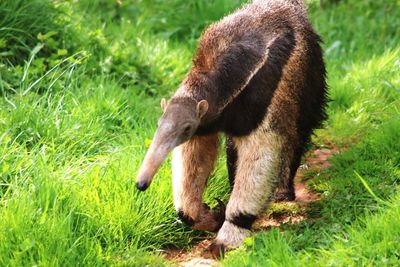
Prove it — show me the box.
[355,171,388,206]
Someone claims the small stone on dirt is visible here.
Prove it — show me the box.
[180,258,217,267]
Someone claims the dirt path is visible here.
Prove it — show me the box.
[163,146,339,267]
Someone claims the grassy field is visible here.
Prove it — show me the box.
[0,0,399,266]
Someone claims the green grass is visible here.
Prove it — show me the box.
[0,0,399,266]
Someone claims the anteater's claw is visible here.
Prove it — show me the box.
[210,241,226,259]
[214,197,226,214]
[208,198,225,232]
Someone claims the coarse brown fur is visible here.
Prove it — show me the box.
[136,0,328,258]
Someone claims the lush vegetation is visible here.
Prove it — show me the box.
[0,0,399,266]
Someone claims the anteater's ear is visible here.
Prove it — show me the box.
[160,98,168,113]
[197,100,209,118]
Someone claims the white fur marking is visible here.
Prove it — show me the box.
[216,221,251,248]
[172,146,184,211]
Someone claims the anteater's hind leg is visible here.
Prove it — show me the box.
[226,136,238,190]
[274,145,302,202]
[274,138,311,201]
[172,133,224,232]
[210,130,283,258]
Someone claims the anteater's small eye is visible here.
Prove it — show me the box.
[183,125,191,134]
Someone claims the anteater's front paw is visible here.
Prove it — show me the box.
[197,198,225,232]
[178,199,226,232]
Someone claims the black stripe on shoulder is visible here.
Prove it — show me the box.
[229,213,257,229]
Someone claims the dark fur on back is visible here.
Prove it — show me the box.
[178,0,327,140]
[196,30,297,136]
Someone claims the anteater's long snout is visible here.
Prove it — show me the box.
[136,130,175,191]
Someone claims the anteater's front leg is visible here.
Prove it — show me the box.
[172,133,224,232]
[210,130,283,258]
